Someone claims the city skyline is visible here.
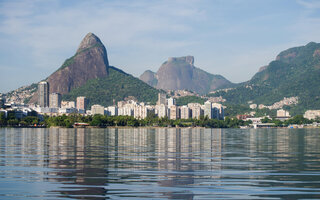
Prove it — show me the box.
[1,0,320,93]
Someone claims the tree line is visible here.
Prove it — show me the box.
[1,111,319,128]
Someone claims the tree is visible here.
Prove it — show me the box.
[0,112,6,126]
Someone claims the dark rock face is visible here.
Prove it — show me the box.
[48,33,109,94]
[29,33,109,104]
[140,56,234,94]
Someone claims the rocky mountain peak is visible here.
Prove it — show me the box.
[168,56,194,65]
[140,55,233,94]
[76,32,104,53]
[28,33,110,104]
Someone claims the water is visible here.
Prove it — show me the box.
[0,128,320,199]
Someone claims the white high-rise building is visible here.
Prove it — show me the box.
[204,101,212,119]
[180,106,190,119]
[167,97,176,107]
[118,106,133,116]
[91,104,105,115]
[134,105,155,119]
[156,104,167,118]
[188,103,203,119]
[107,106,118,116]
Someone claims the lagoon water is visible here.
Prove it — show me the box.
[0,128,320,199]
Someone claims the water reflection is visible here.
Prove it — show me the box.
[0,128,320,199]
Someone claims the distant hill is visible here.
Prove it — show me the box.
[209,42,320,114]
[21,33,159,106]
[63,66,158,107]
[140,56,234,94]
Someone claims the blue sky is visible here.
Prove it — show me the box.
[1,0,320,93]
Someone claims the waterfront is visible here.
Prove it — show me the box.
[0,128,320,199]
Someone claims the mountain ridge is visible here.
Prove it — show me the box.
[209,41,320,114]
[24,33,159,106]
[140,55,234,94]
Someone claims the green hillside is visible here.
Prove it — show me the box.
[209,42,320,115]
[63,66,159,107]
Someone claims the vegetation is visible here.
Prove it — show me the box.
[176,96,206,106]
[1,110,319,128]
[223,104,276,118]
[259,115,317,127]
[43,114,251,128]
[208,42,320,115]
[63,67,160,107]
[224,104,251,117]
[0,111,40,127]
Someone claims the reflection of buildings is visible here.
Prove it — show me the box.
[46,128,109,199]
[155,128,224,199]
[2,128,320,199]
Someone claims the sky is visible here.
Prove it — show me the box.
[1,0,320,93]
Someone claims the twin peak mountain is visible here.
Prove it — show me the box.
[30,33,233,105]
[18,32,320,113]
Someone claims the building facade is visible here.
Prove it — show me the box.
[169,105,180,120]
[76,96,87,111]
[157,93,167,105]
[277,109,290,118]
[188,103,203,119]
[91,105,105,115]
[304,110,320,120]
[38,81,49,107]
[156,104,167,118]
[204,101,212,119]
[212,103,224,120]
[49,93,61,108]
[167,97,176,107]
[180,106,190,119]
[61,101,75,109]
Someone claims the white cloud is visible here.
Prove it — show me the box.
[296,0,320,9]
[1,0,320,92]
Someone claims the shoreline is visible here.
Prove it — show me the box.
[1,125,318,129]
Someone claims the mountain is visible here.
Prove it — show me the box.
[209,42,320,114]
[139,70,158,87]
[23,33,159,106]
[140,56,234,94]
[63,67,158,106]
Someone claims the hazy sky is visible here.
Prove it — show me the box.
[1,0,320,93]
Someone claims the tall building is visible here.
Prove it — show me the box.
[169,105,180,120]
[157,93,167,105]
[49,93,61,108]
[212,103,224,120]
[91,104,105,115]
[38,81,49,107]
[188,103,203,119]
[180,106,190,119]
[156,104,167,118]
[204,101,212,119]
[76,96,87,110]
[106,106,118,116]
[277,109,290,118]
[167,97,176,107]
